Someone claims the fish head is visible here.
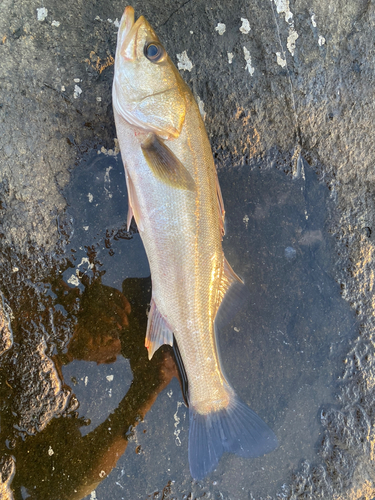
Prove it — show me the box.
[113,6,188,139]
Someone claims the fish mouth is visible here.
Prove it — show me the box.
[118,6,135,44]
[117,6,147,61]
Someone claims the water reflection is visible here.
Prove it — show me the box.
[0,150,357,500]
[3,272,179,500]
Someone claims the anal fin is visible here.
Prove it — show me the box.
[145,299,174,360]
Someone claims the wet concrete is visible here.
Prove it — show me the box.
[1,0,375,499]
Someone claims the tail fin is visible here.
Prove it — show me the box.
[188,390,277,480]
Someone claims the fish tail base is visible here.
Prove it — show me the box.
[188,390,277,480]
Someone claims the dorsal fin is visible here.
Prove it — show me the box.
[215,171,225,238]
[215,258,248,332]
[217,257,243,307]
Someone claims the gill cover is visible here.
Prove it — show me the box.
[113,6,187,139]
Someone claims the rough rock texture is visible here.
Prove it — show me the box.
[0,456,15,500]
[0,294,13,356]
[1,0,375,499]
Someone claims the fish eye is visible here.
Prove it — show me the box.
[144,42,165,63]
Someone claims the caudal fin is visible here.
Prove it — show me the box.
[188,390,277,480]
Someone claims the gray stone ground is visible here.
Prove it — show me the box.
[1,0,375,499]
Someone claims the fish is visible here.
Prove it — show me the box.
[112,6,277,479]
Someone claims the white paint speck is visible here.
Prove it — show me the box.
[78,257,93,270]
[67,274,80,287]
[243,214,250,228]
[87,193,93,203]
[99,470,106,478]
[84,376,88,386]
[318,35,326,46]
[113,18,120,28]
[90,491,97,500]
[243,47,254,75]
[74,78,81,83]
[61,85,65,92]
[83,226,89,231]
[215,23,226,35]
[234,327,240,332]
[104,166,113,184]
[174,401,185,446]
[190,30,193,34]
[37,7,48,21]
[273,0,293,23]
[176,51,193,72]
[273,0,299,56]
[311,14,317,27]
[106,375,114,382]
[12,267,19,273]
[239,18,251,34]
[51,20,60,27]
[107,18,113,23]
[167,389,173,398]
[94,16,102,21]
[73,85,82,99]
[287,27,299,56]
[196,95,206,121]
[100,146,116,156]
[276,51,287,67]
[48,446,54,456]
[96,97,102,102]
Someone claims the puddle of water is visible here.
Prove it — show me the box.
[63,150,150,292]
[61,356,132,437]
[90,157,354,500]
[3,149,357,500]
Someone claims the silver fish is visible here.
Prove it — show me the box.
[112,5,277,479]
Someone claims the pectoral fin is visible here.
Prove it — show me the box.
[145,298,174,360]
[141,134,196,192]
